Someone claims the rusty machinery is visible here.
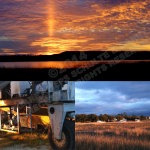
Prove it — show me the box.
[0,81,75,150]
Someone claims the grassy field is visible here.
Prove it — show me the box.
[0,131,49,149]
[75,121,150,150]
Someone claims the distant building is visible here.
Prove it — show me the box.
[97,120,105,123]
[146,116,150,120]
[119,118,127,122]
[113,118,117,122]
[135,119,140,122]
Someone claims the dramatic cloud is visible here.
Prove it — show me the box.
[0,0,150,55]
[75,81,150,115]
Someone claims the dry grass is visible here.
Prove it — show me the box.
[0,131,49,148]
[75,121,150,150]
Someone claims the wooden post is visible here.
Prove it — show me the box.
[17,104,20,134]
[10,106,12,119]
[30,104,32,132]
[12,107,14,114]
[0,110,2,130]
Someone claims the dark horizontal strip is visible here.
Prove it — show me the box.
[0,60,150,69]
[0,51,150,62]
[0,62,150,80]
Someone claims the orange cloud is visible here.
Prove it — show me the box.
[0,0,150,55]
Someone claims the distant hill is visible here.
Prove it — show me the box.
[0,51,150,61]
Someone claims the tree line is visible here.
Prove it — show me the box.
[75,112,147,122]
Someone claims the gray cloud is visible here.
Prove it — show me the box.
[75,81,150,115]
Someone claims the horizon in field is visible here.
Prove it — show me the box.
[75,113,150,117]
[0,0,150,55]
[75,81,150,116]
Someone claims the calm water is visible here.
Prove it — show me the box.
[0,61,99,68]
[0,60,149,68]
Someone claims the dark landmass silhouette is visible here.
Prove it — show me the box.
[0,51,150,62]
[0,62,149,80]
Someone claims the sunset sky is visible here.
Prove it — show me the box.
[76,81,150,115]
[0,0,150,55]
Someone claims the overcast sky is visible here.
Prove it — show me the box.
[0,0,150,55]
[75,81,150,116]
